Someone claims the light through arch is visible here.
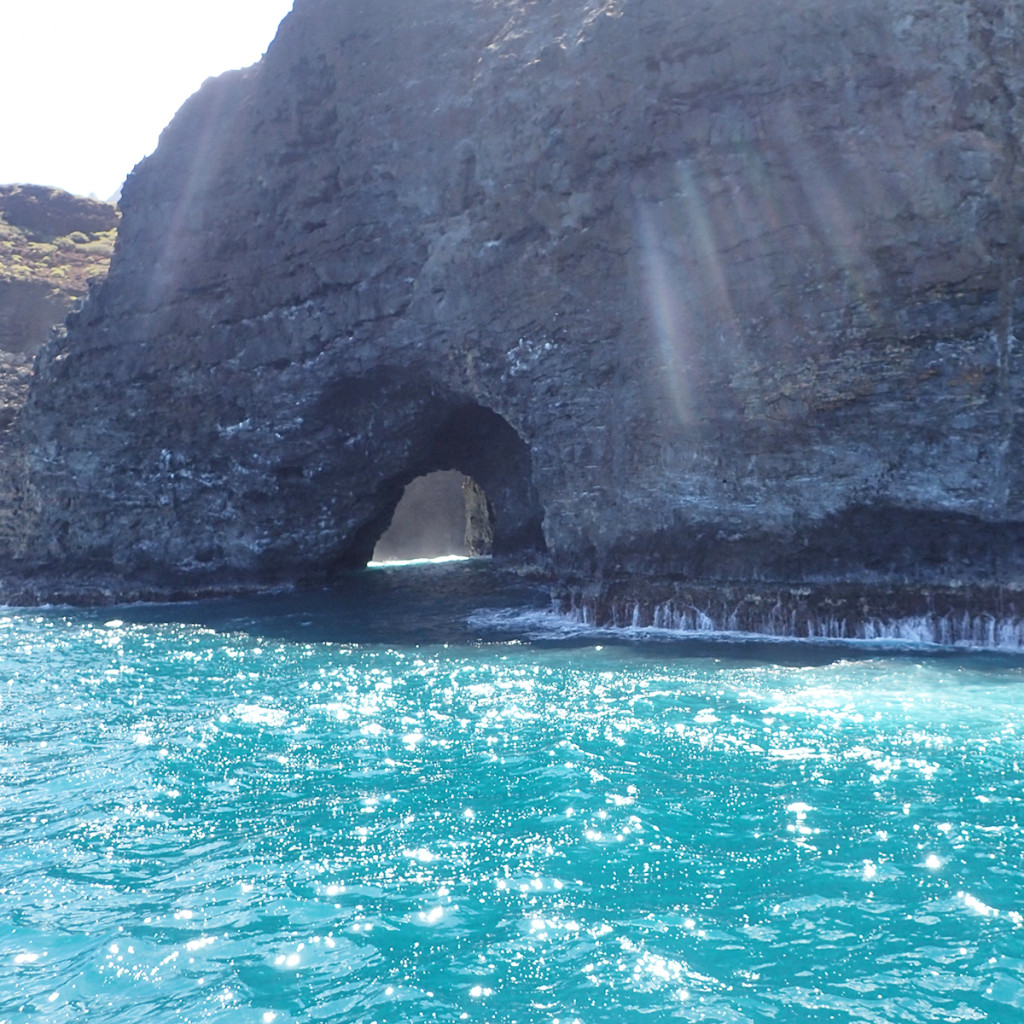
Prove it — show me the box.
[335,400,545,571]
[370,469,494,563]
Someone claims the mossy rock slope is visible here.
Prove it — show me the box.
[0,184,118,437]
[0,184,118,358]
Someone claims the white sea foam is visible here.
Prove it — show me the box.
[367,555,474,568]
[467,604,1024,653]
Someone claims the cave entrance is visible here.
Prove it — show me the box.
[370,469,494,563]
[339,401,546,570]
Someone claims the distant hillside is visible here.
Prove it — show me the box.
[0,185,118,430]
[0,185,118,355]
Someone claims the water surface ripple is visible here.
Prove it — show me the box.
[2,566,1023,1023]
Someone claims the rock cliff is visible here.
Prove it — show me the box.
[6,0,1024,639]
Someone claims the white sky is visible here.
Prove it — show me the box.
[0,0,296,200]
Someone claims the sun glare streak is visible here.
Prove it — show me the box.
[638,104,904,429]
[637,206,698,425]
[724,146,800,339]
[139,80,249,311]
[674,161,739,328]
[771,104,882,327]
[637,160,750,425]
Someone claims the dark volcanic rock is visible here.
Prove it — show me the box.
[6,0,1024,638]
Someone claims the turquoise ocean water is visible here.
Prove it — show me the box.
[2,561,1023,1023]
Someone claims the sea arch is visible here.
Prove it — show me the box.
[334,399,547,571]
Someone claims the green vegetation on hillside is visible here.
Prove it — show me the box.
[0,185,120,433]
[0,185,119,359]
[0,208,117,297]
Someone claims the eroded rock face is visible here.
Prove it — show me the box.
[7,0,1024,616]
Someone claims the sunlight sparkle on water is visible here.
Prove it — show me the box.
[1,578,1023,1022]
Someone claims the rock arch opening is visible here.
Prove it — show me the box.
[339,401,546,570]
[370,469,493,562]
